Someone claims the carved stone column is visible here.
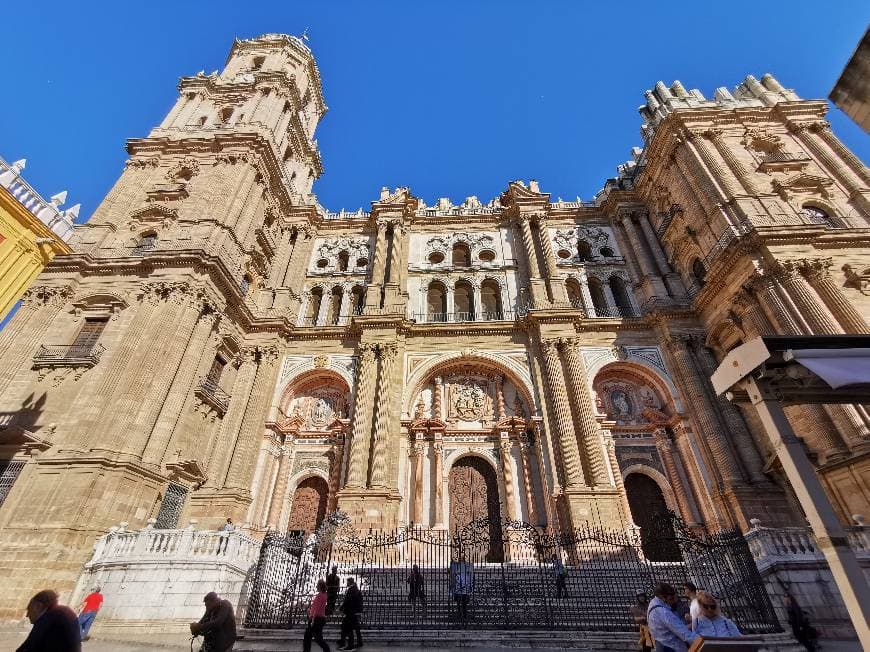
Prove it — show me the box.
[686,129,740,197]
[208,347,259,486]
[672,422,719,527]
[539,340,584,488]
[517,215,546,306]
[518,441,540,525]
[577,268,596,315]
[328,438,345,511]
[602,429,633,523]
[811,122,870,185]
[617,213,669,300]
[773,262,842,335]
[369,343,398,488]
[411,442,425,524]
[500,438,518,520]
[495,376,506,421]
[266,447,290,527]
[433,377,444,420]
[143,303,217,465]
[225,346,280,491]
[799,258,869,334]
[433,441,444,527]
[269,227,295,287]
[704,128,761,195]
[790,122,867,196]
[665,334,744,489]
[365,221,390,308]
[282,226,315,289]
[746,273,806,335]
[346,344,377,488]
[561,338,609,486]
[691,341,768,484]
[653,428,697,525]
[536,216,568,303]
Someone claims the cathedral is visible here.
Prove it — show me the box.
[0,32,868,617]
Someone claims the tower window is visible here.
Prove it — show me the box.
[218,107,234,123]
[0,460,26,508]
[692,258,706,286]
[241,274,252,296]
[577,241,593,260]
[802,205,834,228]
[154,483,188,529]
[252,55,265,70]
[599,247,615,257]
[452,242,471,267]
[198,116,208,126]
[207,356,226,383]
[71,318,107,353]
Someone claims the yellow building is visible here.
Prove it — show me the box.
[0,158,75,321]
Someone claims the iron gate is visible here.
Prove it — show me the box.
[244,511,780,633]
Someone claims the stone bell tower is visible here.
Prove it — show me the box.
[0,33,327,616]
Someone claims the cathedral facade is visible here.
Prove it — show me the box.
[0,33,869,616]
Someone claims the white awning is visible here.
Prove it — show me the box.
[786,348,870,389]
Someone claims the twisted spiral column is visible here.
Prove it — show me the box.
[540,339,584,488]
[500,439,518,520]
[561,338,609,486]
[369,343,398,488]
[346,344,377,488]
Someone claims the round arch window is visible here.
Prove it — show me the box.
[356,257,369,268]
[478,250,496,263]
[600,247,615,257]
[428,251,445,264]
[557,249,572,259]
[802,205,834,227]
[316,258,329,269]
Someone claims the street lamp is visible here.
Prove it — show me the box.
[711,335,870,648]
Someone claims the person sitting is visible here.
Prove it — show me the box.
[693,591,741,638]
[16,589,81,652]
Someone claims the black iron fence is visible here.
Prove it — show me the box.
[244,512,780,633]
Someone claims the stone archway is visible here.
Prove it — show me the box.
[287,476,328,534]
[624,472,680,562]
[449,456,502,561]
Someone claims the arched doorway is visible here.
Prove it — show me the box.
[287,476,328,534]
[448,456,502,561]
[624,473,680,561]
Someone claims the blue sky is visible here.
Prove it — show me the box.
[1,1,868,218]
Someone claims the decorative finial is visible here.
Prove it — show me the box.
[301,27,310,42]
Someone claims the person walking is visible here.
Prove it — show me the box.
[326,567,341,616]
[784,594,818,651]
[337,577,363,650]
[303,580,331,652]
[77,586,103,641]
[552,555,568,599]
[16,590,80,652]
[630,590,654,652]
[190,591,236,652]
[218,518,234,554]
[693,591,741,638]
[646,582,698,652]
[406,564,426,616]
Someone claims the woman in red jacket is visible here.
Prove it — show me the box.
[303,580,331,652]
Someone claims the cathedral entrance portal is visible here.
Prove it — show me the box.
[624,473,680,561]
[448,456,502,561]
[287,476,328,534]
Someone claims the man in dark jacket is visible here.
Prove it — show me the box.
[190,592,237,652]
[325,566,341,616]
[337,578,363,650]
[16,589,81,652]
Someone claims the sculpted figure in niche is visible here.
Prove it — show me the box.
[513,394,525,419]
[611,390,632,417]
[313,398,331,426]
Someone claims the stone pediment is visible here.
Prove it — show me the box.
[771,173,833,200]
[166,458,207,485]
[0,425,52,453]
[128,204,179,230]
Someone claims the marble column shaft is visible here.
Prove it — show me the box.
[775,263,842,335]
[689,131,740,197]
[654,428,695,523]
[540,340,584,488]
[433,442,444,526]
[411,444,424,523]
[518,442,539,525]
[561,339,609,486]
[369,343,398,488]
[500,440,517,520]
[328,441,345,511]
[346,345,377,488]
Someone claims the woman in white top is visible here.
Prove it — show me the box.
[693,591,742,638]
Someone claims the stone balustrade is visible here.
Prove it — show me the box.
[71,520,262,635]
[745,518,870,572]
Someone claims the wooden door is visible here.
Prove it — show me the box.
[287,476,328,535]
[448,456,502,561]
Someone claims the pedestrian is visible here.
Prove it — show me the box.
[406,564,426,615]
[303,579,331,652]
[450,560,473,624]
[552,555,568,599]
[218,518,234,554]
[337,577,363,650]
[682,582,699,629]
[16,589,81,652]
[326,566,341,616]
[784,594,818,651]
[189,591,236,652]
[630,590,654,652]
[693,591,741,638]
[77,586,103,641]
[646,582,698,652]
